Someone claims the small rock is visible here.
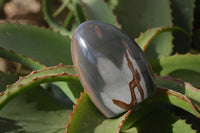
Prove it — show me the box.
[71,21,156,118]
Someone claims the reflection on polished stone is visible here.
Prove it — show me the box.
[71,21,156,118]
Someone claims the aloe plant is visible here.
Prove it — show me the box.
[0,0,200,132]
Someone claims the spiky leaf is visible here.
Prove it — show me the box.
[151,54,200,87]
[79,0,120,28]
[121,110,196,133]
[66,92,130,133]
[171,0,195,53]
[136,26,189,59]
[43,0,75,37]
[0,86,72,133]
[0,23,72,67]
[0,65,83,109]
[171,0,195,33]
[122,76,200,130]
[0,72,72,132]
[114,0,172,38]
[114,0,173,59]
[0,47,45,70]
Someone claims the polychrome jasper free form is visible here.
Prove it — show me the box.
[71,21,156,118]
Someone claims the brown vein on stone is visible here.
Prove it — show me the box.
[112,41,144,110]
[87,21,93,27]
[95,26,102,39]
[122,40,133,57]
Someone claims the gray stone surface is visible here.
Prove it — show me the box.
[71,21,156,118]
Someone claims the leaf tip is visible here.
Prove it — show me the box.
[58,63,64,67]
[0,92,4,96]
[117,110,131,133]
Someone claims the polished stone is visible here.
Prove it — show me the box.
[71,21,156,118]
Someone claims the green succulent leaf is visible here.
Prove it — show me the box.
[114,0,172,38]
[0,64,83,109]
[79,0,120,28]
[66,75,199,132]
[106,0,118,9]
[0,72,72,132]
[0,47,79,104]
[136,26,189,59]
[171,0,195,53]
[156,75,200,112]
[151,54,200,87]
[114,0,173,59]
[136,26,189,51]
[0,86,72,133]
[0,47,45,70]
[72,0,86,24]
[121,110,196,133]
[43,0,75,38]
[121,76,200,130]
[144,32,173,59]
[0,23,79,104]
[66,92,130,133]
[0,23,73,67]
[171,0,195,34]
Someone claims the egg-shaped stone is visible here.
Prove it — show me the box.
[71,21,156,118]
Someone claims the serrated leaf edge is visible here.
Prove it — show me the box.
[116,110,131,133]
[65,91,132,133]
[100,0,121,29]
[171,111,198,132]
[156,75,200,113]
[135,26,190,51]
[0,19,72,39]
[78,0,120,28]
[42,0,73,38]
[157,86,199,117]
[0,46,46,69]
[0,64,78,109]
[156,75,200,118]
[65,91,84,133]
